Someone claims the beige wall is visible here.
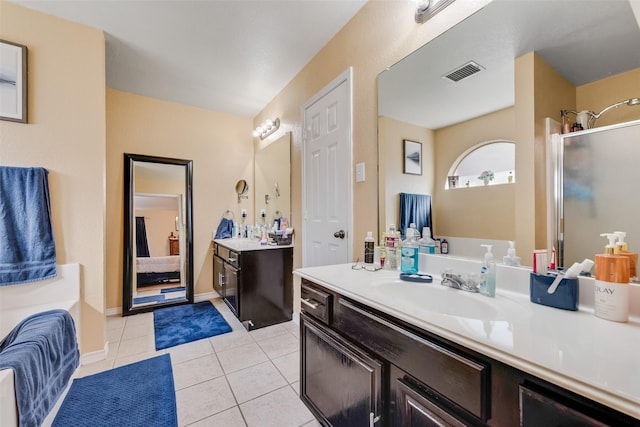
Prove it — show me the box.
[253,0,492,268]
[106,89,254,310]
[0,2,106,354]
[434,107,516,239]
[577,68,640,127]
[378,116,434,239]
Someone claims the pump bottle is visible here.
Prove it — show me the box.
[614,231,638,279]
[503,241,521,266]
[595,233,631,322]
[418,227,436,254]
[479,244,496,297]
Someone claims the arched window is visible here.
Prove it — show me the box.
[446,140,515,189]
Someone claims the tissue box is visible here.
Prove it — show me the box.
[529,273,579,311]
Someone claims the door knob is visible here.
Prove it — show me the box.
[334,230,346,239]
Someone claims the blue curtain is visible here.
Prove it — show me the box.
[135,217,150,257]
[399,193,432,239]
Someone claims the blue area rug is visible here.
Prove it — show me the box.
[154,301,232,350]
[52,354,177,427]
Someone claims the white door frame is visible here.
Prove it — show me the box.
[301,67,353,267]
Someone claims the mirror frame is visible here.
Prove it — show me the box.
[123,153,194,316]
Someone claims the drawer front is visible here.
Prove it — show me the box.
[335,297,489,421]
[300,280,332,324]
[217,245,240,268]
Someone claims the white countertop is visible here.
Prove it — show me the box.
[294,262,640,419]
[214,237,293,252]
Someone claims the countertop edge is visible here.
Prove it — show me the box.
[294,269,640,420]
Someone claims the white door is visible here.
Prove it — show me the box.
[302,69,352,267]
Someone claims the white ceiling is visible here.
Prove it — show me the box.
[12,0,367,118]
[379,0,640,130]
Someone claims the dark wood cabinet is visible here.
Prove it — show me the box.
[299,279,639,427]
[301,314,383,427]
[169,237,179,255]
[213,242,292,330]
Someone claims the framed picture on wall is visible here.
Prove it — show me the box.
[403,139,422,175]
[0,40,28,123]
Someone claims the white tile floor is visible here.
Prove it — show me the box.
[53,299,321,427]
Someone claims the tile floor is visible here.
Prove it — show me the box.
[50,298,320,427]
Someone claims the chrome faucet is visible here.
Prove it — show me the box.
[440,272,479,293]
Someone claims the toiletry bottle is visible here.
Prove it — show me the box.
[364,232,375,264]
[406,223,419,240]
[441,239,449,254]
[419,227,436,254]
[503,241,521,266]
[385,225,398,270]
[401,232,419,274]
[614,231,638,279]
[594,254,630,322]
[479,244,496,297]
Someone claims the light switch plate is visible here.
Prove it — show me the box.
[356,162,365,182]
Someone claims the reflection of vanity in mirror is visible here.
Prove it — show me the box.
[123,154,193,316]
[211,132,293,330]
[378,0,640,265]
[255,132,292,228]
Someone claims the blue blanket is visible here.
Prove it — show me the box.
[0,166,57,285]
[0,310,79,427]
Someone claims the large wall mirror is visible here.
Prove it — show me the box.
[378,0,640,262]
[255,132,291,228]
[123,153,193,316]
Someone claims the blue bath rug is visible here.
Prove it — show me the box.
[133,294,166,304]
[52,354,177,426]
[153,301,232,350]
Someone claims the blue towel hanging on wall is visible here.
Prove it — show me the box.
[0,166,57,286]
[399,193,432,239]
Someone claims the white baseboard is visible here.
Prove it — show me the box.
[105,306,121,317]
[195,291,218,302]
[81,341,108,365]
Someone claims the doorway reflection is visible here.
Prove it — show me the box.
[132,193,185,308]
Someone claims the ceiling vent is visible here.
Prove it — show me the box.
[442,61,484,82]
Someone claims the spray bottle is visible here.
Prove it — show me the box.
[479,245,496,297]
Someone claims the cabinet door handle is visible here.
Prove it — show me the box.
[301,298,319,309]
[228,257,237,263]
[370,412,381,426]
[219,273,225,286]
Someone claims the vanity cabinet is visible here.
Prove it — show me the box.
[213,241,292,330]
[300,279,638,427]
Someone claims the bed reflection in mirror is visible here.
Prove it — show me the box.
[123,154,193,315]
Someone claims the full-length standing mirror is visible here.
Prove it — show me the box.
[123,153,193,316]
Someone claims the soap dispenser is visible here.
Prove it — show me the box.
[480,244,496,297]
[614,231,638,279]
[503,241,521,266]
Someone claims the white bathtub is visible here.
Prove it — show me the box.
[0,264,80,427]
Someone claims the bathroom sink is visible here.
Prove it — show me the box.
[370,279,518,321]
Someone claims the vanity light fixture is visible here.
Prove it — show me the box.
[561,98,640,129]
[252,118,280,140]
[414,0,456,24]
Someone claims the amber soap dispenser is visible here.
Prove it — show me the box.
[594,235,630,322]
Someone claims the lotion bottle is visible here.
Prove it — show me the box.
[594,253,630,322]
[479,244,496,297]
[614,231,638,279]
